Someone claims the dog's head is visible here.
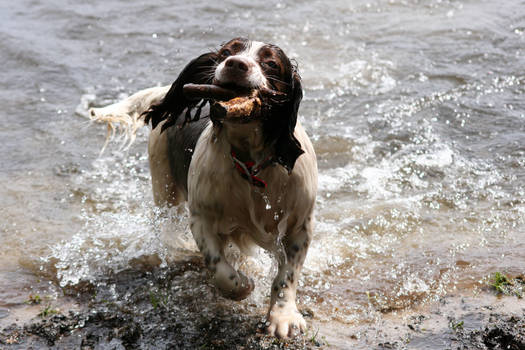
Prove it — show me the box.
[144,38,304,173]
[213,38,294,92]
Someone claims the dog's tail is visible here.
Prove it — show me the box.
[88,86,170,152]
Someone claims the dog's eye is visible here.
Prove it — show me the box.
[221,49,232,57]
[265,60,279,69]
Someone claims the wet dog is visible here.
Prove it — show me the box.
[89,38,317,338]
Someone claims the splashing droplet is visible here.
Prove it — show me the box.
[261,193,272,210]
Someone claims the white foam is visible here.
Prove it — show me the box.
[414,146,454,168]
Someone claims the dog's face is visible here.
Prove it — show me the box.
[214,38,293,94]
[145,37,304,172]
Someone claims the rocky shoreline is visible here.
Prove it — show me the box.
[1,257,524,349]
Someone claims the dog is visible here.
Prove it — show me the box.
[89,38,317,338]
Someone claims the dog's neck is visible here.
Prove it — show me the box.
[213,120,272,164]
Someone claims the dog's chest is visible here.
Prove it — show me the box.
[188,154,288,238]
[197,166,283,226]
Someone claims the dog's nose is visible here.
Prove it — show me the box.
[225,57,249,72]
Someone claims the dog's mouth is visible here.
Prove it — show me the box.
[182,83,287,124]
[182,83,245,101]
[182,83,260,123]
[182,80,286,102]
[212,80,254,94]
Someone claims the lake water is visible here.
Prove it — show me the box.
[1,0,524,346]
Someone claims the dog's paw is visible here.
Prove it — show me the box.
[218,271,254,301]
[265,305,307,338]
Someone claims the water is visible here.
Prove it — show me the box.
[1,0,524,345]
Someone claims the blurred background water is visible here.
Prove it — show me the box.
[1,0,524,339]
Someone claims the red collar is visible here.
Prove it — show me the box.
[231,151,273,188]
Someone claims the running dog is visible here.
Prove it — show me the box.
[89,37,317,338]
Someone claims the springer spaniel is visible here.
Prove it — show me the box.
[89,38,317,338]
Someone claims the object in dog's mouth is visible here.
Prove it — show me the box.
[183,83,242,101]
[210,92,262,122]
[183,83,262,122]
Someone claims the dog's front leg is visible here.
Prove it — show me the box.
[266,219,312,338]
[190,216,254,301]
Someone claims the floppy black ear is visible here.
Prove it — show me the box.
[270,69,305,174]
[143,52,218,131]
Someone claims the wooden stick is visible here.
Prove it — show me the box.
[183,84,239,101]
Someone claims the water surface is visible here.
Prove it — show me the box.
[1,0,524,345]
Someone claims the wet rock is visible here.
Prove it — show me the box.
[23,312,84,346]
[1,259,321,349]
[2,260,525,349]
[481,315,525,350]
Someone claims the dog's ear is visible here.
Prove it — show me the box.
[143,52,218,131]
[271,68,305,174]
